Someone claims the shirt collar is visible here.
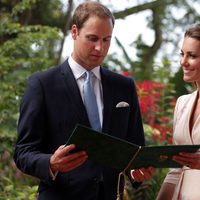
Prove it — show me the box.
[68,55,101,80]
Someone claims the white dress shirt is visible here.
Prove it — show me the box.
[68,56,103,127]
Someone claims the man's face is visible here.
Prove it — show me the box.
[71,16,113,70]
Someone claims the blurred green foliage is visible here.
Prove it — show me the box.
[0,0,62,137]
[0,1,61,199]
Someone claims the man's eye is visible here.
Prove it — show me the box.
[103,38,111,42]
[87,36,98,42]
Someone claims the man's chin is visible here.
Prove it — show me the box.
[89,60,103,67]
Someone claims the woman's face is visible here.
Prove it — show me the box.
[180,36,200,87]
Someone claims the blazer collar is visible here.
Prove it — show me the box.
[68,56,101,81]
[60,59,90,126]
[100,67,113,133]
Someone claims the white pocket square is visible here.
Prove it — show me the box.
[116,101,129,108]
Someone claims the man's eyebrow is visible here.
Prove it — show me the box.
[86,34,112,38]
[86,34,98,37]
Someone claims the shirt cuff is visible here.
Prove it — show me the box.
[49,167,58,181]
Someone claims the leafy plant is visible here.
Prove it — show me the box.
[0,1,61,199]
[0,149,38,200]
[121,66,175,199]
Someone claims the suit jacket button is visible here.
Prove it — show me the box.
[93,178,99,183]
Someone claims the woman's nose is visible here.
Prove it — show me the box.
[180,56,189,67]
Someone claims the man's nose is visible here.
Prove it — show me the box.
[94,41,103,51]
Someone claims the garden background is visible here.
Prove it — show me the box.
[0,0,200,199]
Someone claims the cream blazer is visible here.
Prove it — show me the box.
[164,91,200,200]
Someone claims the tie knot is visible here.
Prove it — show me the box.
[85,70,92,77]
[84,71,93,84]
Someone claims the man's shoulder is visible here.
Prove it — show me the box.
[30,59,69,80]
[101,67,132,79]
[32,65,60,78]
[101,67,135,85]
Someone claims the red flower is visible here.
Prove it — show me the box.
[136,80,174,144]
[121,71,130,77]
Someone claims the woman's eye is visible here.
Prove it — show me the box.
[189,54,197,58]
[180,52,184,56]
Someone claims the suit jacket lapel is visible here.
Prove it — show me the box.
[101,67,113,133]
[60,60,90,125]
[60,61,114,131]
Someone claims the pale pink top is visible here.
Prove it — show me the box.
[164,91,200,200]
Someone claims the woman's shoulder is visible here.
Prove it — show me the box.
[177,90,197,103]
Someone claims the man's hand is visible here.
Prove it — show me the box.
[130,166,155,182]
[50,144,88,173]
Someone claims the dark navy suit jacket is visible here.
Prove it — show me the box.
[14,59,145,200]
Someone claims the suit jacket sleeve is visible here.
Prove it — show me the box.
[14,74,52,185]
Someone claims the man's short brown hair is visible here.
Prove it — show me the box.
[72,1,115,30]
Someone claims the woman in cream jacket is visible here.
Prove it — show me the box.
[157,24,200,200]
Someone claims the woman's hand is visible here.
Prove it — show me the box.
[173,149,200,169]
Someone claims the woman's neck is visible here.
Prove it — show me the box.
[196,82,200,94]
[197,86,200,101]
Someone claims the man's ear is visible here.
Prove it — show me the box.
[71,24,78,40]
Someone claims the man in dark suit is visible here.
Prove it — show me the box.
[14,2,154,200]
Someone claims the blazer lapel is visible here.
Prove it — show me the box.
[60,60,89,125]
[101,67,113,133]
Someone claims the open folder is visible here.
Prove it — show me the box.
[66,124,200,171]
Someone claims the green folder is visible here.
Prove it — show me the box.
[66,124,200,171]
